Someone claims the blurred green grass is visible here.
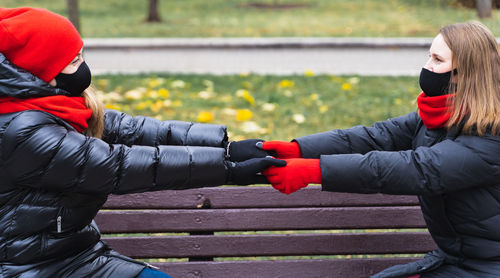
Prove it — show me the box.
[5,0,500,37]
[94,73,421,141]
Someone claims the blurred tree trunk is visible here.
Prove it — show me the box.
[67,0,80,32]
[477,0,492,18]
[146,0,162,22]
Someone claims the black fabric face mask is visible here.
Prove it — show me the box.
[419,67,456,97]
[55,61,92,96]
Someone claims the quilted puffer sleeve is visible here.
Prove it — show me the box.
[103,109,228,147]
[319,134,500,196]
[294,112,420,158]
[2,111,227,196]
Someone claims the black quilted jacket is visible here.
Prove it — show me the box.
[296,112,500,277]
[0,53,228,278]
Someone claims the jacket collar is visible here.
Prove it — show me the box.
[0,53,71,99]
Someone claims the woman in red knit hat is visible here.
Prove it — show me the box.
[233,21,500,277]
[0,7,285,278]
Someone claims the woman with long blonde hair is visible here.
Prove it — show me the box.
[234,21,500,277]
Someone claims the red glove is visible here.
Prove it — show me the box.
[260,141,302,159]
[263,159,321,194]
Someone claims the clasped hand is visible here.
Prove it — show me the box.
[227,139,321,194]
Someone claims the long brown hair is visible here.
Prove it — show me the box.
[441,21,500,135]
[82,86,104,138]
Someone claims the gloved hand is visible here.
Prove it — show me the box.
[227,139,273,162]
[226,156,287,185]
[258,141,302,159]
[263,158,321,194]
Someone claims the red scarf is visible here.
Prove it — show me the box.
[416,92,455,129]
[0,96,92,132]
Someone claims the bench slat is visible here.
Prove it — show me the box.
[102,232,435,258]
[104,187,419,209]
[96,206,426,233]
[148,258,421,278]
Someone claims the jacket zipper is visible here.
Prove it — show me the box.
[57,215,62,233]
[145,263,160,270]
[56,207,64,233]
[107,253,158,269]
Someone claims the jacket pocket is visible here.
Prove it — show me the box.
[50,207,72,238]
[40,232,48,254]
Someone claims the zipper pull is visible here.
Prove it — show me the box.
[57,215,62,233]
[145,262,160,270]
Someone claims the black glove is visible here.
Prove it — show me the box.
[227,139,274,162]
[226,156,286,185]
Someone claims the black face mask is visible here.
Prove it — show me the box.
[419,67,456,97]
[55,61,92,96]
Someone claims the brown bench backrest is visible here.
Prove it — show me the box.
[96,186,436,278]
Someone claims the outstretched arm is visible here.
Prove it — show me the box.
[295,112,420,158]
[320,135,499,195]
[265,134,500,196]
[103,109,228,148]
[2,111,227,196]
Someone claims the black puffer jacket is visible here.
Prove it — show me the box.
[295,112,500,277]
[0,53,228,277]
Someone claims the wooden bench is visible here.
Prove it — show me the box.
[95,186,436,278]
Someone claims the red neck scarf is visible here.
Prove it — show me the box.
[0,96,92,132]
[417,92,455,130]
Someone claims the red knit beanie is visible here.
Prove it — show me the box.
[0,7,83,82]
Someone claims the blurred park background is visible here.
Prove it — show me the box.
[3,0,499,141]
[5,0,500,37]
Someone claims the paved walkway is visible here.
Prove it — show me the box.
[84,38,434,76]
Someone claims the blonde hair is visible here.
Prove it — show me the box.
[441,21,500,135]
[82,87,104,138]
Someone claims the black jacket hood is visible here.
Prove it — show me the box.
[0,52,71,98]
